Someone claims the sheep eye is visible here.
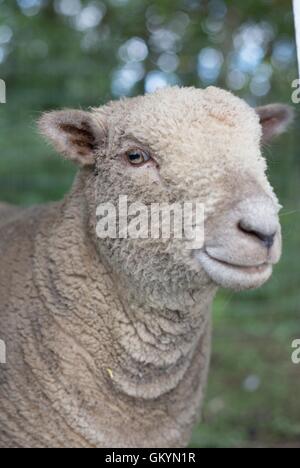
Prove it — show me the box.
[126,150,151,166]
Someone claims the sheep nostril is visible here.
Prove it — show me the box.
[238,221,277,249]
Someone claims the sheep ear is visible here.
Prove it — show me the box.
[256,104,294,144]
[38,110,105,166]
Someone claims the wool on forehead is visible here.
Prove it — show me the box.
[93,86,262,142]
[92,86,267,189]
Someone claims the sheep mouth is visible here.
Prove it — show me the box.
[194,250,273,291]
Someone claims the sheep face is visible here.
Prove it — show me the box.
[39,86,293,297]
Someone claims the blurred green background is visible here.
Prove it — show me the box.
[0,0,299,448]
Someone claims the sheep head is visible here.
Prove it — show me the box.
[39,86,293,298]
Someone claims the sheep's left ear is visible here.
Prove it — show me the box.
[38,110,106,166]
[255,104,294,144]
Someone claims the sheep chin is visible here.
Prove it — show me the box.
[194,250,273,292]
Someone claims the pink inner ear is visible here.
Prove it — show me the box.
[59,122,97,154]
[260,116,279,142]
[38,109,102,167]
[256,104,294,143]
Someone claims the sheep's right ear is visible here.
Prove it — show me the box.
[255,104,294,144]
[38,110,106,166]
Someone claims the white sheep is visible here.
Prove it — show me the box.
[0,86,293,448]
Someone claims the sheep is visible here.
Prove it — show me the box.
[0,86,293,448]
[0,203,21,220]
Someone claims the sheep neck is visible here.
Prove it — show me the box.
[32,176,216,446]
[39,191,215,399]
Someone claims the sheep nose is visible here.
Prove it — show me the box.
[238,220,277,249]
[235,197,280,250]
